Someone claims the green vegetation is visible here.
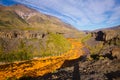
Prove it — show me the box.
[88,42,103,54]
[0,33,71,62]
[79,33,104,55]
[40,33,71,57]
[0,11,28,29]
[0,41,32,62]
[79,34,91,43]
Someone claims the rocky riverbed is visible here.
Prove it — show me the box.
[19,55,120,80]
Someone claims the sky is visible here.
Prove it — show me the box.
[0,0,120,30]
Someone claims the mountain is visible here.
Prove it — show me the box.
[0,4,78,34]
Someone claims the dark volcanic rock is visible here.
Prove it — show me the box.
[95,31,105,41]
[86,26,120,56]
[94,26,120,42]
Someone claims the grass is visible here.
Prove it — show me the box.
[88,42,103,54]
[78,33,104,55]
[0,10,28,29]
[78,34,91,43]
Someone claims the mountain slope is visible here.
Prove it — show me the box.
[0,4,78,33]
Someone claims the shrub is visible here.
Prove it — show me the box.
[0,33,71,62]
[0,41,32,62]
[79,34,91,43]
[40,33,71,57]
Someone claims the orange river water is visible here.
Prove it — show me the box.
[0,38,85,80]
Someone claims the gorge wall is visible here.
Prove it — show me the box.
[84,26,120,59]
[0,30,45,39]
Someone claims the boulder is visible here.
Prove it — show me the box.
[112,47,120,59]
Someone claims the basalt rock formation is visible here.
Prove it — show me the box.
[92,26,120,42]
[85,25,120,59]
[0,30,45,39]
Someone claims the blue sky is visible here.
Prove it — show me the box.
[0,0,120,30]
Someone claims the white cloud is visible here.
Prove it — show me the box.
[12,0,120,30]
[107,6,120,23]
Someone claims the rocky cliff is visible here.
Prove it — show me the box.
[0,30,45,39]
[92,26,120,42]
[83,25,120,59]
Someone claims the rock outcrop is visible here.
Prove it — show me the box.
[0,30,45,39]
[112,47,120,59]
[84,26,120,60]
[104,30,119,41]
[93,26,120,41]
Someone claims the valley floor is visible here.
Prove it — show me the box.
[0,39,120,80]
[0,39,84,80]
